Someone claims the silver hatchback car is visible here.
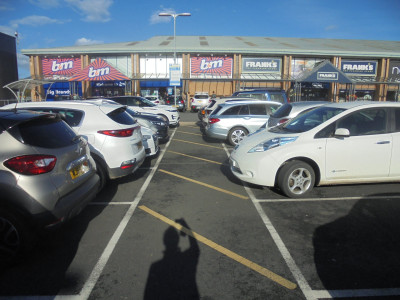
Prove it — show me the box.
[205,100,281,145]
[0,110,99,264]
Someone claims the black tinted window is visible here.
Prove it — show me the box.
[19,117,77,148]
[107,107,137,125]
[112,98,127,105]
[337,108,387,136]
[222,105,249,115]
[249,104,267,115]
[394,109,400,132]
[269,93,285,103]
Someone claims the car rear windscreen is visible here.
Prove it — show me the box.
[271,104,292,118]
[107,107,137,125]
[18,117,77,148]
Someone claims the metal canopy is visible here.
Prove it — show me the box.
[295,60,353,84]
[3,78,56,101]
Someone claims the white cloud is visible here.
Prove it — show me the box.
[75,37,103,45]
[28,0,60,8]
[65,0,113,22]
[11,15,66,27]
[150,8,176,25]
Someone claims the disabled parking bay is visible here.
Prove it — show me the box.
[1,113,400,300]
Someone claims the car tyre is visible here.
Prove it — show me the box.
[277,160,315,198]
[228,127,249,146]
[0,210,31,267]
[95,159,107,191]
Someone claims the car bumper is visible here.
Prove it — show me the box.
[108,146,146,179]
[205,125,228,141]
[229,150,279,187]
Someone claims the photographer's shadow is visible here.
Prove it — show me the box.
[144,219,200,300]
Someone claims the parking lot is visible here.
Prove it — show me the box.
[1,111,400,300]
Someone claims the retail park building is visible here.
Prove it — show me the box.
[21,35,400,102]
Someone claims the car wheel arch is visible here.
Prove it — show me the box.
[275,157,321,187]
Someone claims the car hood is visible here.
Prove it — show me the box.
[234,127,300,154]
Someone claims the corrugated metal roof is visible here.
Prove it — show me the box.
[21,35,400,58]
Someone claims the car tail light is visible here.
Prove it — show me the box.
[166,100,171,104]
[98,127,137,137]
[180,100,184,104]
[209,118,220,124]
[4,155,57,175]
[278,118,289,125]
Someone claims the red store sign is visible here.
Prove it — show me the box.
[42,57,82,77]
[190,57,232,76]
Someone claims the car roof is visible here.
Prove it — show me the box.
[220,99,282,106]
[318,101,400,110]
[0,109,57,131]
[2,100,126,114]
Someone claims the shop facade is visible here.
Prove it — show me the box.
[22,36,400,103]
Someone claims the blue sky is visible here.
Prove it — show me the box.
[1,0,399,79]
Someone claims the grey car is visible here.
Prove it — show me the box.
[0,110,99,265]
[267,101,328,128]
[205,100,281,145]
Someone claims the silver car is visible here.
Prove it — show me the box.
[205,100,281,145]
[267,101,328,128]
[0,110,99,264]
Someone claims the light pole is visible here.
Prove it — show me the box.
[158,12,191,107]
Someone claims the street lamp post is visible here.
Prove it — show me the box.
[159,12,191,107]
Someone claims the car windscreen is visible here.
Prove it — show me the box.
[271,104,292,118]
[107,107,137,125]
[17,116,77,148]
[281,106,346,133]
[139,97,156,107]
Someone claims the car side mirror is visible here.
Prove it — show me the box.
[334,128,350,137]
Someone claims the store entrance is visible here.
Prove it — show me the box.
[92,81,126,97]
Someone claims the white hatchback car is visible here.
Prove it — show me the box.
[190,92,211,112]
[108,96,180,127]
[230,101,400,198]
[3,101,146,190]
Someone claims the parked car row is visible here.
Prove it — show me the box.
[0,109,99,265]
[0,98,173,265]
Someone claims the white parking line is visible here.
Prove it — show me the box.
[74,128,178,300]
[222,143,315,300]
[255,195,400,203]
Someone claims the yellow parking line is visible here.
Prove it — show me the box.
[168,150,222,165]
[139,205,297,290]
[159,169,248,200]
[177,131,203,136]
[173,138,223,149]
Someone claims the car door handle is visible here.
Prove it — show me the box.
[376,141,390,144]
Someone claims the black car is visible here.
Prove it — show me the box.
[125,108,169,142]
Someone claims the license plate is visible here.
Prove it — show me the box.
[70,160,90,179]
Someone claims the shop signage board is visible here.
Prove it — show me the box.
[341,60,377,76]
[317,72,338,81]
[169,64,181,86]
[42,57,81,79]
[190,56,232,78]
[242,58,281,73]
[388,60,400,81]
[69,58,129,81]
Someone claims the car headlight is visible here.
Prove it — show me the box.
[248,137,298,153]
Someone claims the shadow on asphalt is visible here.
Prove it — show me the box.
[314,193,400,297]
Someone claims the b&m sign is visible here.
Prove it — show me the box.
[190,57,232,77]
[42,58,81,77]
[69,58,129,81]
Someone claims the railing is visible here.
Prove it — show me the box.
[0,100,18,107]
